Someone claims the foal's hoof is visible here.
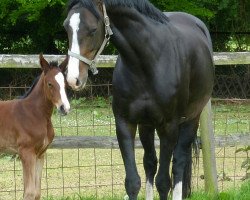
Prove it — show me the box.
[124,194,129,200]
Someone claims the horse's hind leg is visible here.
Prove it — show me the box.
[19,147,36,200]
[172,117,200,200]
[35,154,45,200]
[155,122,179,200]
[139,125,157,200]
[115,117,140,200]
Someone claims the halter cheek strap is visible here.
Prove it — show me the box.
[68,2,113,75]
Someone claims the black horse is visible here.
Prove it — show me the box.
[63,0,214,199]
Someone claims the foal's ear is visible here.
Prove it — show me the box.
[59,55,68,74]
[39,53,50,73]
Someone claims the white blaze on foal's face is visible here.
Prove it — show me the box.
[55,72,70,113]
[67,13,81,88]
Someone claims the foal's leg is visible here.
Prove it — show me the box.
[19,147,36,200]
[115,117,140,200]
[155,122,179,200]
[35,154,45,200]
[139,125,157,200]
[172,117,199,200]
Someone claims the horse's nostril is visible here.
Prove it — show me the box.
[76,78,81,87]
[60,105,64,112]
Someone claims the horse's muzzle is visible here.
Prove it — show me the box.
[59,105,69,116]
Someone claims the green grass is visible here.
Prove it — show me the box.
[41,180,250,200]
[51,98,250,137]
[187,180,250,200]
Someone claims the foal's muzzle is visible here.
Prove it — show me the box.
[59,105,69,116]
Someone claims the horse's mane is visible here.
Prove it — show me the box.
[20,61,60,99]
[19,75,41,99]
[68,0,101,19]
[67,0,169,24]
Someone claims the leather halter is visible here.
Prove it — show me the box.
[68,2,113,75]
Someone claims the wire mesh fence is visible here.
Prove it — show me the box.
[0,66,249,199]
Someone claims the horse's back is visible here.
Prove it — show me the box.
[164,12,213,53]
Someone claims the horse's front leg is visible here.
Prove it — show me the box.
[19,147,36,200]
[115,117,140,200]
[155,121,179,200]
[35,154,45,200]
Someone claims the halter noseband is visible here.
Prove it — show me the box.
[68,2,113,75]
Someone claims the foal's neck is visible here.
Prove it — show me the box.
[24,73,54,118]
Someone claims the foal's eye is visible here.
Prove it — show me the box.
[47,82,53,88]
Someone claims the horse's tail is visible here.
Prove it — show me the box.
[182,133,200,198]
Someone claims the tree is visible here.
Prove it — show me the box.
[0,0,67,54]
[0,0,249,54]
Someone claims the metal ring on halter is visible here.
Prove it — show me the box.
[104,16,110,26]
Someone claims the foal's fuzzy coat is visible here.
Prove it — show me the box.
[0,55,70,200]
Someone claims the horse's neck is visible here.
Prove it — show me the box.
[24,74,53,117]
[108,7,168,66]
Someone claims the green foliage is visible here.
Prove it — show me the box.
[150,0,215,20]
[0,0,67,53]
[0,0,249,53]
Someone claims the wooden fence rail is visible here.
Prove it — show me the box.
[0,52,250,68]
[50,133,250,149]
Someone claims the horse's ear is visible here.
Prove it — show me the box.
[96,0,103,10]
[39,53,50,73]
[59,55,68,74]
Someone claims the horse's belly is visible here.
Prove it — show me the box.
[0,133,18,154]
[128,99,164,124]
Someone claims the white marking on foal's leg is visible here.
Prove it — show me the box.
[146,179,154,200]
[67,12,80,87]
[173,181,182,200]
[55,72,70,113]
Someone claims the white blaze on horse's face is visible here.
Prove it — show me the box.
[67,13,81,90]
[55,72,70,114]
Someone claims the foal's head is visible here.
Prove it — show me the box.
[39,54,70,115]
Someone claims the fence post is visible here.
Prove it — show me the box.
[200,99,218,195]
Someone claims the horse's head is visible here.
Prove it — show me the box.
[39,54,70,115]
[64,0,112,90]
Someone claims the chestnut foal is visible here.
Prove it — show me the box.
[0,54,70,200]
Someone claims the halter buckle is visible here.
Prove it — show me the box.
[89,60,98,75]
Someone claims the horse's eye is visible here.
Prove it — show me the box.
[47,82,53,88]
[89,28,97,36]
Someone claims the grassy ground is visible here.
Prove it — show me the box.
[186,179,250,200]
[0,98,249,200]
[41,180,250,199]
[51,98,250,137]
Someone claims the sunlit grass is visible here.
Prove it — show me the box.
[41,180,250,200]
[51,98,250,137]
